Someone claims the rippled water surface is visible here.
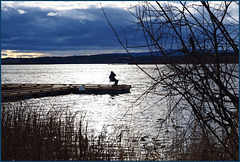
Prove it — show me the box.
[2,64,167,136]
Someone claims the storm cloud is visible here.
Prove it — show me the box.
[1,2,143,56]
[4,1,237,58]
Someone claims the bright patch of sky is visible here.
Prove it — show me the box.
[2,1,138,10]
[17,9,27,14]
[1,50,51,58]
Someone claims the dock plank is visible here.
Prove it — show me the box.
[1,83,131,102]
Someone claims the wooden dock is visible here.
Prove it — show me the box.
[1,84,131,102]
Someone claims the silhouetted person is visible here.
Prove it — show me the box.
[109,71,118,86]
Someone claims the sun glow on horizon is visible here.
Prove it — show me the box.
[1,50,51,58]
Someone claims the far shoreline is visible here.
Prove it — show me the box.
[2,52,238,65]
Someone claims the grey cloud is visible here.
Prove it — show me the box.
[1,5,143,55]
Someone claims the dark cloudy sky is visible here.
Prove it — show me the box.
[1,1,239,58]
[1,1,145,58]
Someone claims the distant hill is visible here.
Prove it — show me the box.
[1,51,238,64]
[1,52,156,64]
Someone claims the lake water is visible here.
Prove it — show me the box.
[1,64,168,139]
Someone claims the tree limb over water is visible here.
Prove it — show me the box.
[104,1,239,160]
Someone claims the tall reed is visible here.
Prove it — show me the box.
[3,100,230,161]
[2,101,159,161]
[1,101,115,161]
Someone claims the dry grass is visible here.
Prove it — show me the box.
[2,101,238,161]
[166,120,239,161]
[1,101,115,161]
[1,101,158,161]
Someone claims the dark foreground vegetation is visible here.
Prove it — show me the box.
[1,101,124,161]
[1,100,238,161]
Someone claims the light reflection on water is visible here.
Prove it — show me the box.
[1,64,167,137]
